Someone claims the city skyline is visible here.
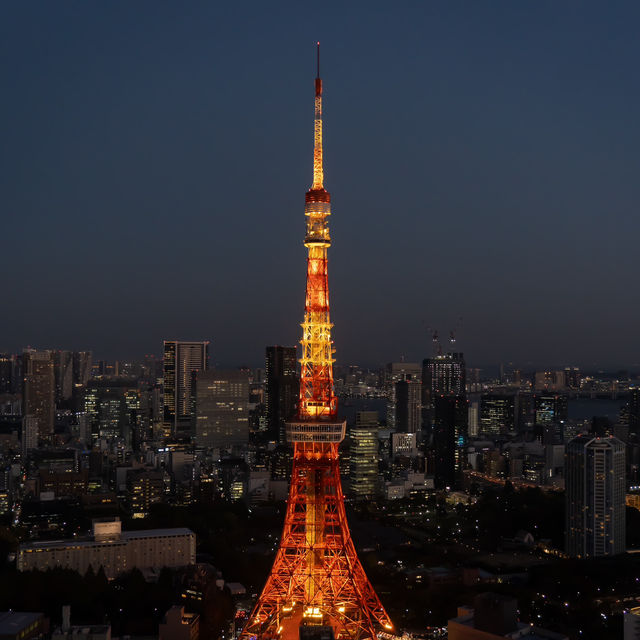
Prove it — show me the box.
[3,6,640,639]
[2,2,640,367]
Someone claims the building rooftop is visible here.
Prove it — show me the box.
[19,527,194,551]
[0,612,43,635]
[449,612,567,640]
[120,528,194,540]
[53,625,111,635]
[506,627,567,640]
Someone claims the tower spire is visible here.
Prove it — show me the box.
[312,42,324,190]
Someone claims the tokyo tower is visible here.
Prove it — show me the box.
[240,45,394,640]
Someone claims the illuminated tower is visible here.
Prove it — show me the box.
[241,46,393,640]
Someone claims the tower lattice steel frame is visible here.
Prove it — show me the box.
[240,45,393,640]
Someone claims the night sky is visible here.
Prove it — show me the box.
[2,2,639,369]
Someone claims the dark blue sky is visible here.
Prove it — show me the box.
[2,2,639,368]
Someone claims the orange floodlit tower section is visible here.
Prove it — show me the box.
[240,45,393,640]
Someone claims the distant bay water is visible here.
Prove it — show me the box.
[337,396,625,426]
[568,398,624,421]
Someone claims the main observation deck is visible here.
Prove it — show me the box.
[285,420,346,443]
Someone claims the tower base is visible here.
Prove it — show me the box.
[240,441,393,640]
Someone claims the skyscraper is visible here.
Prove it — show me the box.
[423,352,467,487]
[265,345,298,443]
[534,370,567,392]
[480,395,515,436]
[564,366,581,390]
[565,434,626,557]
[195,369,249,450]
[534,393,568,425]
[349,411,379,500]
[0,354,13,394]
[54,350,74,404]
[72,351,93,405]
[432,395,468,489]
[384,362,421,430]
[422,352,466,403]
[22,415,38,454]
[163,341,209,438]
[629,388,640,433]
[395,378,421,434]
[23,349,55,443]
[84,379,140,444]
[53,350,93,410]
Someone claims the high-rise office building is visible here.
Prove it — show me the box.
[564,367,581,390]
[53,350,92,409]
[10,355,22,394]
[54,351,74,403]
[22,415,38,454]
[73,351,92,383]
[395,378,421,434]
[23,349,55,443]
[265,346,298,443]
[467,397,480,437]
[0,354,13,394]
[0,354,22,394]
[565,434,626,558]
[432,395,468,489]
[534,370,566,392]
[72,351,92,406]
[391,432,418,457]
[84,379,140,444]
[534,394,568,426]
[422,352,466,402]
[163,341,209,438]
[629,388,640,433]
[195,369,249,450]
[480,395,515,436]
[349,411,379,500]
[516,392,535,432]
[127,470,165,518]
[423,353,466,486]
[385,362,421,430]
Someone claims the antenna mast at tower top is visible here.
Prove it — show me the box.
[312,42,324,190]
[315,41,322,95]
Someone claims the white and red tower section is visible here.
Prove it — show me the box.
[240,46,393,640]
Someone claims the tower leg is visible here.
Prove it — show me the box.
[240,443,392,640]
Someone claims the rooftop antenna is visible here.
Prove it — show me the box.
[451,317,463,351]
[315,42,322,98]
[433,330,442,356]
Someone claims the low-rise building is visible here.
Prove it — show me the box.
[17,518,195,579]
[39,470,89,498]
[51,606,110,640]
[448,593,568,640]
[625,606,640,640]
[0,612,48,640]
[159,606,199,640]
